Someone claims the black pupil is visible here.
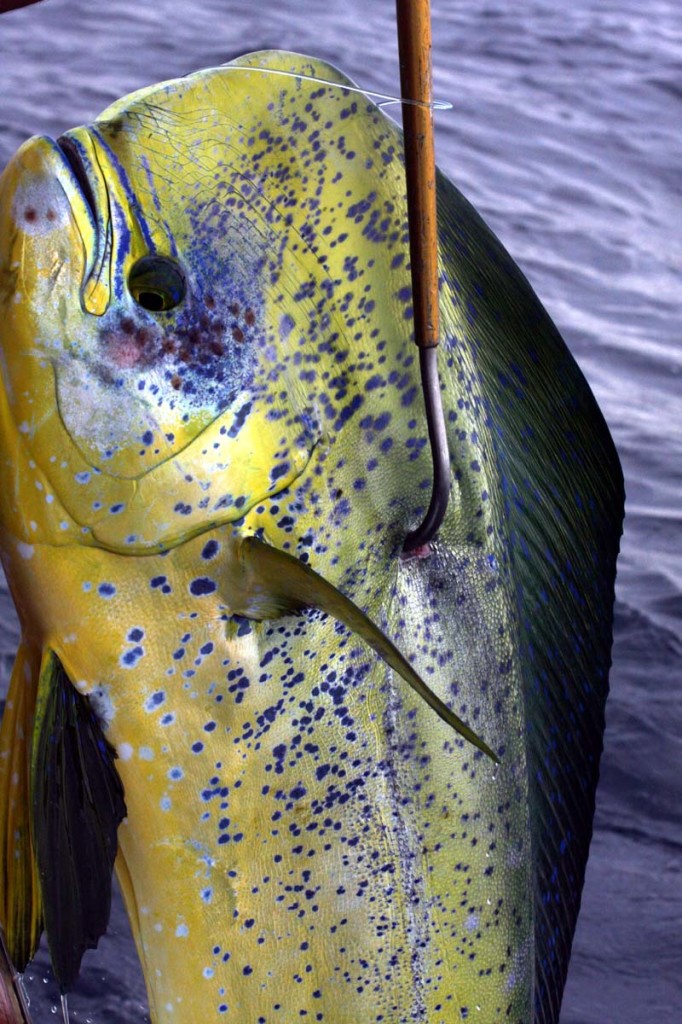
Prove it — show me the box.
[128,256,186,312]
[137,291,166,312]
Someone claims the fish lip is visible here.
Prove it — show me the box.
[55,134,99,225]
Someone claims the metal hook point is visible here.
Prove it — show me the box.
[402,346,451,554]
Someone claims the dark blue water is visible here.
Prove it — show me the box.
[1,0,680,1021]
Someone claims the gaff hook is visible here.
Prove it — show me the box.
[396,0,452,554]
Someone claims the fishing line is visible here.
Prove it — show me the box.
[216,62,453,113]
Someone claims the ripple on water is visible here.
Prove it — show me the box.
[1,1,680,1021]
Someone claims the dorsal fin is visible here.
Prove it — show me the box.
[437,168,624,1022]
[30,650,126,992]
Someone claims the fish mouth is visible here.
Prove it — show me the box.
[55,134,99,225]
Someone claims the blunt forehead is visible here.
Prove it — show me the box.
[92,58,398,186]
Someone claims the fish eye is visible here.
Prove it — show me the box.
[128,256,186,312]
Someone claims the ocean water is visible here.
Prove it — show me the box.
[0,0,679,1021]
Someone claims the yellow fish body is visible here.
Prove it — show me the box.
[0,51,623,1023]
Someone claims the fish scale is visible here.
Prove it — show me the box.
[0,49,622,1024]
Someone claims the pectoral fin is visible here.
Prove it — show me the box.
[30,651,127,992]
[236,537,498,762]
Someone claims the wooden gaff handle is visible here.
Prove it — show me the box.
[396,0,439,350]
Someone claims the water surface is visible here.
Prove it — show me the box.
[0,0,680,1020]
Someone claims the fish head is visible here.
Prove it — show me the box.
[0,123,272,471]
[0,52,417,555]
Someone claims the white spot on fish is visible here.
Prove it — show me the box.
[118,742,133,761]
[18,421,30,435]
[139,746,154,761]
[175,924,189,938]
[465,913,479,932]
[17,543,34,559]
[88,685,116,728]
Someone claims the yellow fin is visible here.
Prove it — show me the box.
[0,643,43,970]
[236,537,499,762]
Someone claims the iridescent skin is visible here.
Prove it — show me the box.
[0,51,622,1024]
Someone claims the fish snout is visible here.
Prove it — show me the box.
[0,135,93,291]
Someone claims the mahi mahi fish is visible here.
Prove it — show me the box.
[0,50,623,1023]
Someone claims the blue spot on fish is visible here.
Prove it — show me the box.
[201,540,219,560]
[146,691,166,711]
[121,646,144,668]
[190,577,217,596]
